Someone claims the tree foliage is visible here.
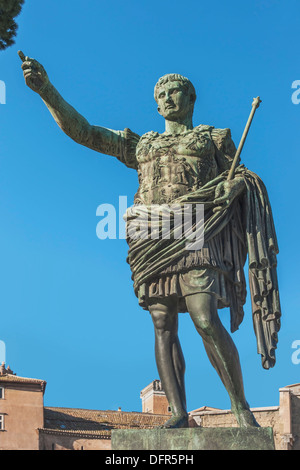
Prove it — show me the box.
[0,0,25,50]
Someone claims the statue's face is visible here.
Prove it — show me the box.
[156,80,193,121]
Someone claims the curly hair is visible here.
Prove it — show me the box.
[154,74,196,104]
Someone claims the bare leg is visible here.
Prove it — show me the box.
[149,297,188,428]
[185,292,259,428]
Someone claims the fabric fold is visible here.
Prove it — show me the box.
[125,165,281,370]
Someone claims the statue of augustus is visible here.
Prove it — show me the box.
[19,52,281,428]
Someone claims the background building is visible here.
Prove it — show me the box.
[0,362,45,450]
[0,362,299,450]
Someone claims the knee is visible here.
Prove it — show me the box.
[189,305,216,337]
[186,294,218,338]
[192,314,215,337]
[149,303,175,333]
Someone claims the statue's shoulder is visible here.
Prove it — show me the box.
[136,130,159,146]
[193,124,232,140]
[210,127,234,149]
[196,124,235,152]
[207,126,237,170]
[141,130,159,139]
[137,126,234,146]
[193,124,215,133]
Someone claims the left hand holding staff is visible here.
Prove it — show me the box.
[213,96,262,212]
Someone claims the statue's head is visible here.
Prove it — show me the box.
[154,74,196,121]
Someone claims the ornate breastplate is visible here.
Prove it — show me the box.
[134,125,217,204]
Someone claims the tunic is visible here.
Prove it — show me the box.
[117,125,245,314]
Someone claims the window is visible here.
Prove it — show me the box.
[0,387,4,399]
[0,415,4,430]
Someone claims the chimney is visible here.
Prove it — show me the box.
[0,362,15,376]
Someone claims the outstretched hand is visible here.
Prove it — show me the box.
[18,50,49,94]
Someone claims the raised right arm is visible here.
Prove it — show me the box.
[18,51,128,160]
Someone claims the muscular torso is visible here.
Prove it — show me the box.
[134,125,218,204]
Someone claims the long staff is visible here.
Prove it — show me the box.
[227,96,262,180]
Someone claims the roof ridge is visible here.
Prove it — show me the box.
[0,374,46,382]
[44,406,169,416]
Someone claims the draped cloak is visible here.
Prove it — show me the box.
[119,127,281,370]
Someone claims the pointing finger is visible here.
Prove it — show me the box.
[18,50,25,62]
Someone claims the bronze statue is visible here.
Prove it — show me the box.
[19,51,281,429]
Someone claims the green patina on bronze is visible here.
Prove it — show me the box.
[19,54,281,431]
[111,427,275,451]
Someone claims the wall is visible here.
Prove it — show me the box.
[0,383,44,450]
[39,431,111,450]
[290,389,300,449]
[189,407,294,450]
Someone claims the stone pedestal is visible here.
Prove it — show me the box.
[111,427,275,450]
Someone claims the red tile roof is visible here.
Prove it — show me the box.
[0,373,46,392]
[42,406,169,438]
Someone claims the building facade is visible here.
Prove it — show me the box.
[0,363,46,450]
[0,362,299,450]
[188,383,300,451]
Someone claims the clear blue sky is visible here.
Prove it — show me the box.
[1,0,300,414]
